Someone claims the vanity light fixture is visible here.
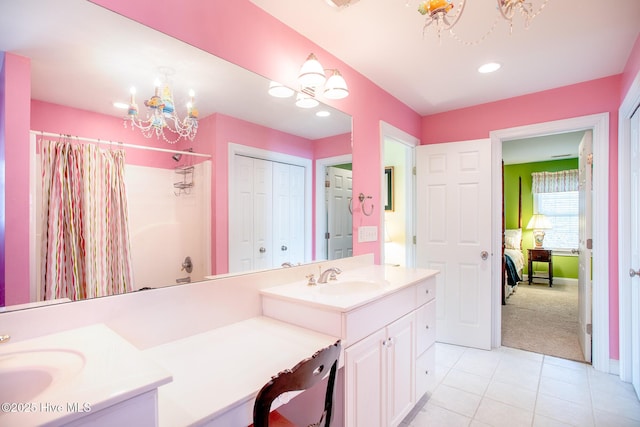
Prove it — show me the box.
[295,92,320,109]
[123,68,198,144]
[268,81,295,98]
[296,53,349,105]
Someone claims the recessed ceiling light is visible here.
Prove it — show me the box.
[316,110,331,117]
[113,101,129,109]
[478,62,501,74]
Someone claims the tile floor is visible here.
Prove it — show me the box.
[401,343,640,427]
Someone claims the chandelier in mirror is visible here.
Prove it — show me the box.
[124,67,198,144]
[411,0,549,44]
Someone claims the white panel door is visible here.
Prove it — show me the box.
[629,108,640,398]
[272,162,291,268]
[415,139,492,350]
[230,155,256,273]
[327,166,353,260]
[252,158,273,271]
[345,329,385,427]
[578,130,593,363]
[287,164,306,265]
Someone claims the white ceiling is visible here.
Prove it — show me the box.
[250,0,640,116]
[1,0,638,161]
[0,0,351,141]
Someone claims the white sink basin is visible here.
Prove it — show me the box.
[318,279,389,295]
[0,349,86,402]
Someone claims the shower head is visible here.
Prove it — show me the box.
[172,153,182,162]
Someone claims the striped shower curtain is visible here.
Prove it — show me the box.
[40,139,134,300]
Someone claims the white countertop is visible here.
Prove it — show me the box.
[0,324,172,427]
[260,265,439,312]
[144,316,339,427]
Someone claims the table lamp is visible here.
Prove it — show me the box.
[526,214,552,248]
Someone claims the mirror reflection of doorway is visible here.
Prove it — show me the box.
[326,165,353,260]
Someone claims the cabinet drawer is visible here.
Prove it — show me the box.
[530,250,551,261]
[416,345,436,399]
[416,300,436,356]
[416,276,436,306]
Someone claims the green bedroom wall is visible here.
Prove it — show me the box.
[504,158,579,280]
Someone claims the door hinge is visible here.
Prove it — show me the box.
[413,235,417,244]
[587,238,593,249]
[325,180,330,188]
[325,232,330,240]
[586,323,592,335]
[587,153,593,166]
[413,166,416,175]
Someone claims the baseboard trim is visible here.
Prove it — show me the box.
[524,275,578,286]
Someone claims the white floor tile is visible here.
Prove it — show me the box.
[407,344,640,427]
[409,402,472,427]
[435,342,467,368]
[541,363,589,387]
[593,408,640,427]
[539,376,592,406]
[474,397,534,427]
[429,384,482,418]
[443,368,491,396]
[492,358,542,392]
[532,414,574,427]
[544,355,589,371]
[590,390,640,422]
[485,379,537,411]
[453,349,501,379]
[535,393,595,427]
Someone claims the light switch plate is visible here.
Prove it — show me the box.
[358,226,378,243]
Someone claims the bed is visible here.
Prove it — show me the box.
[504,228,524,299]
[502,170,524,304]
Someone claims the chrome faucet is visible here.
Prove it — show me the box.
[0,334,10,344]
[318,267,342,284]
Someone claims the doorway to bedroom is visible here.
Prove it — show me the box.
[501,130,589,363]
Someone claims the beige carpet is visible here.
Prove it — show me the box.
[502,281,586,362]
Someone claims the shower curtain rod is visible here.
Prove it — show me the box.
[31,130,212,158]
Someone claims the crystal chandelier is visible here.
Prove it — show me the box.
[124,68,198,144]
[411,0,549,44]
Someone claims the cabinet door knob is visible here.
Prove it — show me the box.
[259,247,266,253]
[425,325,430,330]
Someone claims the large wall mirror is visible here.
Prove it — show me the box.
[0,0,353,312]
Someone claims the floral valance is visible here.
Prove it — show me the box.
[532,170,579,193]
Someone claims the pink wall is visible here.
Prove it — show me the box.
[2,53,31,306]
[422,75,624,359]
[621,34,640,100]
[89,0,423,264]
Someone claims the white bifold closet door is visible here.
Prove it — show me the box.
[229,155,304,273]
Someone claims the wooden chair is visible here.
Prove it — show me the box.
[251,340,341,427]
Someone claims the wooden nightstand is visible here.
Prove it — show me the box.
[528,248,553,287]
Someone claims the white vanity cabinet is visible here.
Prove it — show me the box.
[345,312,415,427]
[260,267,438,427]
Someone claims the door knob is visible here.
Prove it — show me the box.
[629,268,640,278]
[481,251,489,260]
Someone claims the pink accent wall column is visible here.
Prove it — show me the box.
[422,75,622,359]
[2,53,31,305]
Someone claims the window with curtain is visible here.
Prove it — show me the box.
[532,170,579,251]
